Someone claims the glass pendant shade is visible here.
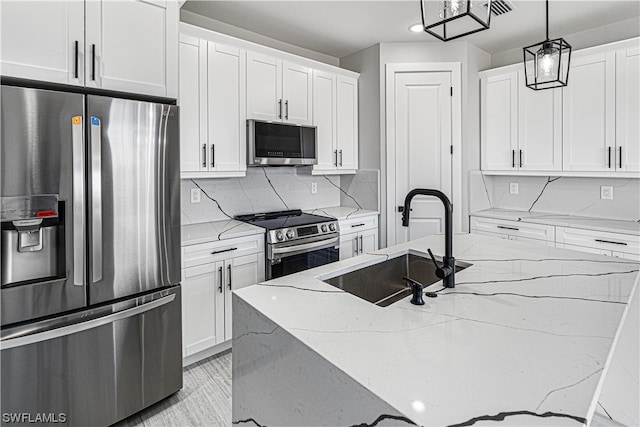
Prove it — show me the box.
[523,38,571,90]
[420,0,492,41]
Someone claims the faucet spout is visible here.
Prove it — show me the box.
[402,189,455,288]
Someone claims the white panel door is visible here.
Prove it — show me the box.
[312,71,337,172]
[207,43,246,173]
[181,263,221,357]
[0,0,84,85]
[179,35,207,173]
[616,46,640,172]
[518,71,562,171]
[394,71,452,243]
[481,72,518,171]
[563,52,616,171]
[336,76,359,171]
[85,0,168,96]
[359,228,378,255]
[224,254,262,341]
[339,232,358,260]
[247,52,282,121]
[282,61,313,125]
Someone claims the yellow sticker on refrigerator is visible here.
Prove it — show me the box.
[72,116,82,125]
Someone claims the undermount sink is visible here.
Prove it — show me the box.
[323,253,470,307]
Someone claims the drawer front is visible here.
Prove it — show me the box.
[339,214,378,233]
[182,234,264,268]
[470,216,555,242]
[556,227,640,256]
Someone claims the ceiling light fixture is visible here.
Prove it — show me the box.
[419,0,493,41]
[522,0,572,90]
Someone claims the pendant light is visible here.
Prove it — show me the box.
[522,0,572,90]
[420,0,493,41]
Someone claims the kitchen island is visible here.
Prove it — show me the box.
[232,234,639,426]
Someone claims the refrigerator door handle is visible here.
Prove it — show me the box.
[72,116,85,286]
[0,293,176,350]
[90,116,103,283]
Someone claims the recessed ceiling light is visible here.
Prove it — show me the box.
[409,23,424,33]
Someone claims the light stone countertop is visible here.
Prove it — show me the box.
[471,208,640,236]
[234,233,640,426]
[181,219,264,246]
[305,206,379,221]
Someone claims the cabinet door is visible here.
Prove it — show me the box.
[563,52,616,171]
[207,43,246,173]
[312,71,337,172]
[181,263,222,357]
[0,0,84,86]
[339,232,358,260]
[85,0,168,97]
[359,228,378,255]
[616,46,640,172]
[282,61,313,125]
[481,73,518,171]
[224,253,263,341]
[336,76,359,171]
[179,35,208,173]
[247,52,282,121]
[517,71,562,171]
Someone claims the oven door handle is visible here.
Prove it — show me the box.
[271,236,340,258]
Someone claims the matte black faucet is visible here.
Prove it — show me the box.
[401,189,456,288]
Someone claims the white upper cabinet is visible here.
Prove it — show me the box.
[481,72,518,171]
[1,0,178,98]
[312,71,358,174]
[0,1,85,86]
[616,46,640,172]
[247,52,313,125]
[562,51,616,172]
[179,35,246,178]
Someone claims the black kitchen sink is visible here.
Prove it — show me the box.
[323,253,470,307]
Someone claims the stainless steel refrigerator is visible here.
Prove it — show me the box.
[0,84,182,426]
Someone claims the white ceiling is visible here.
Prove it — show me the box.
[182,0,640,59]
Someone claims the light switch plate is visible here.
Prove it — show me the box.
[190,188,201,203]
[600,186,613,200]
[509,183,519,195]
[311,182,318,194]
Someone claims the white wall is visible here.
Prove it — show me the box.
[491,16,640,68]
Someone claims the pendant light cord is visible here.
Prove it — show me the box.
[545,0,549,41]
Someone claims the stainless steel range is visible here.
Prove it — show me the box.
[235,210,339,279]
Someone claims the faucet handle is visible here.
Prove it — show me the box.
[427,248,453,280]
[427,248,440,268]
[401,276,425,305]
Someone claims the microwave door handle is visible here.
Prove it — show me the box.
[90,116,103,283]
[72,116,85,286]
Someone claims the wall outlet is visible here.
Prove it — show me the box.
[311,182,318,194]
[600,186,613,200]
[190,188,201,203]
[509,183,519,195]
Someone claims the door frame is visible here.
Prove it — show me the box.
[385,62,462,246]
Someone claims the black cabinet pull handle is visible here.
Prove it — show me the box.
[351,223,365,228]
[211,247,238,255]
[91,44,96,81]
[512,150,515,168]
[227,264,232,290]
[202,144,206,168]
[211,145,215,168]
[608,146,612,168]
[595,239,627,246]
[339,149,343,167]
[218,266,223,293]
[278,99,282,119]
[334,150,338,167]
[74,40,79,78]
[519,149,523,168]
[619,146,623,169]
[497,225,519,231]
[285,100,289,120]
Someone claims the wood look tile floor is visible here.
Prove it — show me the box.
[115,350,232,427]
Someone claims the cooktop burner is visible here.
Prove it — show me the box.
[235,209,339,244]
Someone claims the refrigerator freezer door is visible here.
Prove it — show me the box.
[0,85,86,325]
[86,95,180,304]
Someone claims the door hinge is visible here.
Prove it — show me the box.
[450,87,453,97]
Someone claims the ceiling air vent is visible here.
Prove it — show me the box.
[482,0,515,17]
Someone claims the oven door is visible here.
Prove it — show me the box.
[267,235,339,279]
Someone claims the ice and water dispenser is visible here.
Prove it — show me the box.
[1,195,66,286]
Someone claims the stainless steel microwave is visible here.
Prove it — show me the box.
[247,119,317,166]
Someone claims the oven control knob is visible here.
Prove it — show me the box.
[275,231,284,241]
[328,223,336,231]
[286,230,295,239]
[321,224,328,232]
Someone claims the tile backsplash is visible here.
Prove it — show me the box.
[469,171,640,222]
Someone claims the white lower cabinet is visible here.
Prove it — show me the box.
[181,234,264,363]
[556,227,640,261]
[339,214,378,260]
[470,216,556,246]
